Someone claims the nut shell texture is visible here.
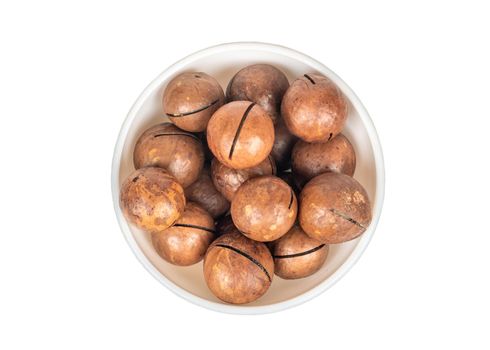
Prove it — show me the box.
[206,101,274,169]
[211,156,276,202]
[226,64,289,123]
[292,134,356,181]
[133,123,204,188]
[184,168,230,218]
[231,176,297,242]
[163,72,225,132]
[299,172,372,243]
[119,167,186,232]
[282,73,347,142]
[151,202,215,266]
[272,226,328,279]
[203,231,273,304]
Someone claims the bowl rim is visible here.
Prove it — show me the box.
[111,41,385,315]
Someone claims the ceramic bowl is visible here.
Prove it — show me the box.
[111,42,385,314]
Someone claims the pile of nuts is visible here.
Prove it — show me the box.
[120,64,372,304]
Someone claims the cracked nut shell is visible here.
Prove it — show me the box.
[292,134,356,182]
[163,72,225,132]
[299,172,372,244]
[281,73,347,143]
[226,64,289,123]
[151,202,215,266]
[184,167,230,219]
[271,225,328,279]
[231,175,297,242]
[203,231,274,304]
[133,123,205,188]
[210,155,276,202]
[119,167,185,232]
[206,101,274,169]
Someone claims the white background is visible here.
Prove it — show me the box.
[1,1,489,349]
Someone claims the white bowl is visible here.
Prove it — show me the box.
[111,42,385,314]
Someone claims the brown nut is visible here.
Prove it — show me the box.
[271,225,328,279]
[206,101,274,169]
[271,118,297,171]
[226,64,289,123]
[299,172,372,244]
[119,167,185,232]
[133,123,204,188]
[281,73,348,143]
[215,214,238,237]
[211,155,276,202]
[163,72,225,132]
[231,176,297,242]
[292,134,356,183]
[203,231,274,304]
[151,202,215,266]
[184,167,230,219]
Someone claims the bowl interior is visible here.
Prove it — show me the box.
[114,44,380,309]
